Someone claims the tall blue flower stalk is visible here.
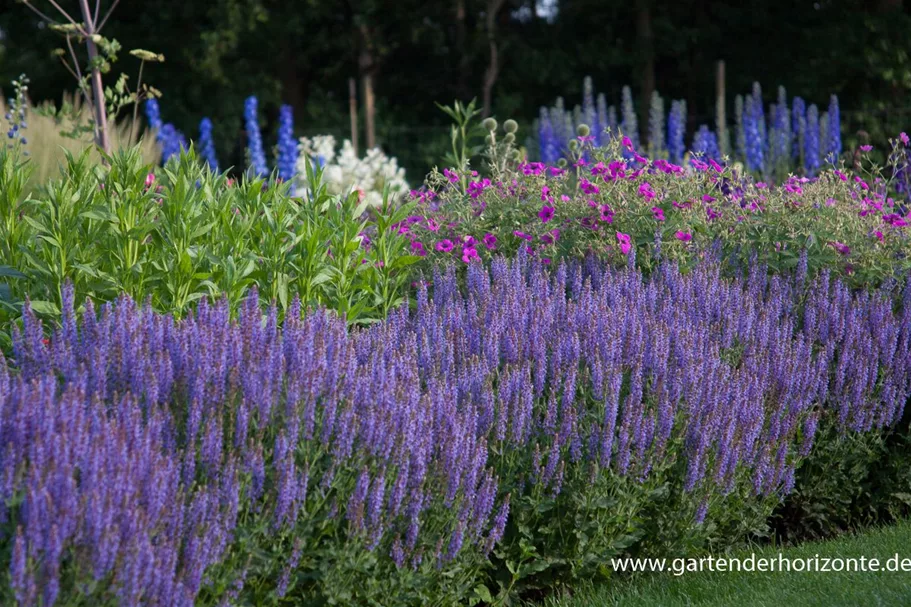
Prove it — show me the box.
[825,94,841,165]
[647,91,665,159]
[771,86,791,169]
[752,82,767,150]
[791,96,806,163]
[744,95,765,173]
[596,93,608,145]
[198,118,219,173]
[538,109,560,163]
[144,98,163,131]
[667,100,687,165]
[620,86,639,151]
[734,95,746,165]
[276,105,298,182]
[691,125,720,161]
[582,77,600,147]
[244,96,269,178]
[607,105,618,138]
[804,104,821,176]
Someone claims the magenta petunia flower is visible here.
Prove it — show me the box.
[483,233,497,249]
[675,231,692,242]
[425,218,441,232]
[622,136,633,150]
[830,241,851,255]
[435,239,454,252]
[462,235,477,247]
[638,182,656,201]
[616,231,632,255]
[538,205,555,223]
[411,241,427,257]
[651,206,665,221]
[513,231,533,241]
[901,132,910,146]
[860,145,873,152]
[461,246,479,263]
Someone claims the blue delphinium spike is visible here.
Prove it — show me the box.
[825,94,841,165]
[144,99,163,131]
[276,105,298,182]
[621,86,639,151]
[596,93,608,146]
[198,118,219,173]
[691,124,720,161]
[734,95,745,164]
[244,96,269,178]
[582,77,599,146]
[667,100,686,165]
[791,96,806,163]
[804,104,820,176]
[648,91,665,159]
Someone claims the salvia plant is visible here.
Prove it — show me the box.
[1,248,909,605]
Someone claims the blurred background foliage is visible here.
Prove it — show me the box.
[0,0,908,179]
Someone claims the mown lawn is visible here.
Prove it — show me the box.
[540,520,911,607]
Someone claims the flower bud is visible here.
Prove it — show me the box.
[569,139,580,151]
[482,117,498,132]
[557,158,568,168]
[503,133,516,145]
[503,119,518,134]
[576,124,591,137]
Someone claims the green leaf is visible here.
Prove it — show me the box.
[28,300,60,316]
[472,584,493,603]
[0,266,26,279]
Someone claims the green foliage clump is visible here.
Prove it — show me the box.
[0,143,420,342]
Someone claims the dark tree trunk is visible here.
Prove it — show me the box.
[455,0,470,100]
[481,0,507,118]
[358,23,377,150]
[636,0,655,137]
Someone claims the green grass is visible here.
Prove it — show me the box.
[539,520,911,607]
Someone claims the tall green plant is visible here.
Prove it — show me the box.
[0,145,420,337]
